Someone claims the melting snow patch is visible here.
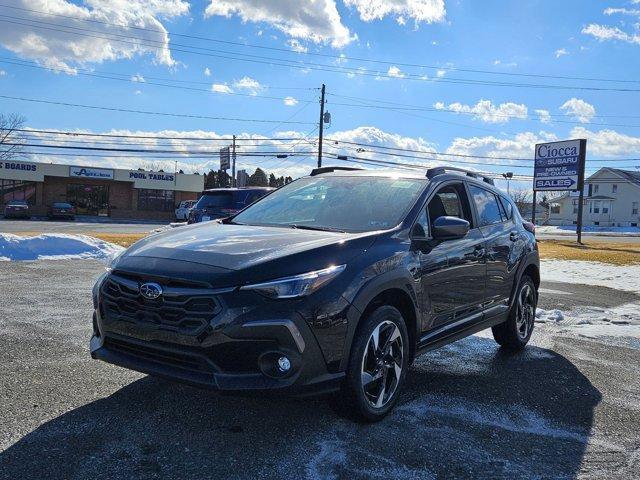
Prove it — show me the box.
[541,259,640,294]
[0,233,124,262]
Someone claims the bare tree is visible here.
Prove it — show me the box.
[509,189,532,213]
[0,113,26,161]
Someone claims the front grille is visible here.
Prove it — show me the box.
[104,336,211,374]
[100,273,221,335]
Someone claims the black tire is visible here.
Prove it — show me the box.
[492,275,537,350]
[334,305,409,422]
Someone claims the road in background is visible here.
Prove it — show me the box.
[537,232,640,244]
[1,261,639,479]
[0,218,170,234]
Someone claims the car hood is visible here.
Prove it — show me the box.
[113,222,378,286]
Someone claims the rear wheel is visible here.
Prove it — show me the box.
[492,275,536,350]
[334,306,409,422]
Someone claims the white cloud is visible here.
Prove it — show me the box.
[204,67,211,76]
[436,69,446,77]
[570,127,640,157]
[446,131,559,162]
[555,48,568,58]
[134,89,142,95]
[434,99,528,124]
[582,24,640,45]
[233,76,263,95]
[0,0,189,73]
[0,69,5,76]
[131,74,146,83]
[283,96,299,106]
[535,109,552,124]
[344,0,446,25]
[604,7,640,16]
[211,83,233,94]
[560,98,596,123]
[205,0,355,48]
[286,39,308,53]
[387,65,404,78]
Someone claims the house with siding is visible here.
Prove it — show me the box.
[547,168,640,227]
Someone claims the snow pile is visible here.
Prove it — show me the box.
[0,233,124,262]
[537,225,640,236]
[541,260,640,294]
[536,303,640,341]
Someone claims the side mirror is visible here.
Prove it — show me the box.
[432,216,469,241]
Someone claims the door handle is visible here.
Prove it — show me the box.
[509,231,519,242]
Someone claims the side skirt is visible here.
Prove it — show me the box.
[415,310,508,355]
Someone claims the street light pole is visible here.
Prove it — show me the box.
[502,171,513,195]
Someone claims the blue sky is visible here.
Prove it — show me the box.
[0,0,639,186]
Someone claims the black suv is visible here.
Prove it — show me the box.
[91,166,539,421]
[187,187,273,224]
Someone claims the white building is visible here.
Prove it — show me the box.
[548,168,640,227]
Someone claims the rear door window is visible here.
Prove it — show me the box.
[468,185,504,226]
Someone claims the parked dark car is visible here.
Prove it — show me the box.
[47,202,76,220]
[3,200,31,219]
[187,187,273,224]
[91,167,539,421]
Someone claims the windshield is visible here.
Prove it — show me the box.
[232,176,426,233]
[8,200,27,206]
[195,192,234,209]
[53,203,72,208]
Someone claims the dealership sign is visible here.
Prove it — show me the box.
[70,166,114,180]
[533,139,586,191]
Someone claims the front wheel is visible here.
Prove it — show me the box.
[492,275,537,350]
[335,305,409,422]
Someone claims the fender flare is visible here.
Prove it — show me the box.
[508,251,540,310]
[339,269,420,371]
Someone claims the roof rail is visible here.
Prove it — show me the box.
[310,166,363,176]
[426,166,495,186]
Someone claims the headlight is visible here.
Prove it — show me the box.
[240,265,346,299]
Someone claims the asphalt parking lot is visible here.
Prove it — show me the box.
[1,261,639,479]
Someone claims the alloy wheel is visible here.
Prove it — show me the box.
[516,283,535,340]
[360,320,404,409]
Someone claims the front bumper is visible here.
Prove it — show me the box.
[90,272,349,396]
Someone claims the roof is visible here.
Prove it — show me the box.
[311,167,426,179]
[202,187,274,192]
[588,168,640,187]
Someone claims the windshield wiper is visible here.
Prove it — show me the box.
[289,224,346,233]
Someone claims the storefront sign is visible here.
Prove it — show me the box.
[127,170,176,189]
[70,166,114,180]
[0,160,44,181]
[533,139,585,191]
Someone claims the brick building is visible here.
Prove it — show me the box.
[0,160,204,220]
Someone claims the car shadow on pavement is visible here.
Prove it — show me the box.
[0,337,601,480]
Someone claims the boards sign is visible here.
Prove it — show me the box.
[533,139,585,191]
[70,166,114,180]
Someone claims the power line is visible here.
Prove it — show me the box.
[13,128,308,142]
[0,3,637,85]
[0,95,316,124]
[3,150,312,159]
[0,58,316,103]
[1,15,639,92]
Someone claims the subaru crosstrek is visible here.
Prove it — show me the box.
[91,166,539,421]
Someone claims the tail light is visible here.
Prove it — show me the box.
[523,221,536,235]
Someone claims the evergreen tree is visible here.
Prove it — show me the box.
[248,168,269,186]
[268,173,278,187]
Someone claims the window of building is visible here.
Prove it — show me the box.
[593,184,599,194]
[572,199,578,214]
[633,202,639,215]
[0,180,36,205]
[602,202,609,214]
[137,189,175,211]
[550,204,561,214]
[593,201,600,214]
[612,184,617,194]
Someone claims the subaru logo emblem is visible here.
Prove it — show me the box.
[140,282,162,300]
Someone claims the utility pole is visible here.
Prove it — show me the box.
[231,134,237,187]
[317,84,326,168]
